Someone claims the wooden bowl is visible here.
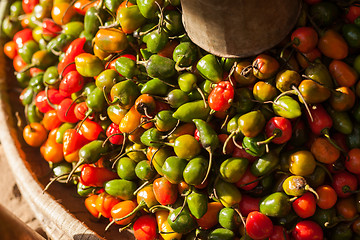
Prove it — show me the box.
[181,0,302,58]
[0,39,135,240]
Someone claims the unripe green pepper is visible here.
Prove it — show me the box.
[168,206,196,234]
[56,123,76,144]
[187,191,208,219]
[117,157,137,180]
[146,54,177,79]
[104,179,137,200]
[183,156,208,186]
[173,100,210,122]
[259,192,291,217]
[215,179,242,207]
[220,157,248,183]
[196,54,223,83]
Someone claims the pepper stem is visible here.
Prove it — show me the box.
[304,184,319,200]
[256,132,279,146]
[201,148,213,185]
[66,159,84,183]
[292,85,313,122]
[322,128,346,153]
[223,131,236,154]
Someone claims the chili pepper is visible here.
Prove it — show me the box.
[47,33,74,53]
[23,122,48,147]
[238,110,266,138]
[161,156,187,184]
[172,100,210,122]
[110,80,141,109]
[332,171,358,198]
[242,134,266,157]
[208,81,234,112]
[59,70,85,97]
[74,53,104,77]
[42,109,62,130]
[214,178,242,208]
[153,176,177,205]
[63,128,89,162]
[218,207,240,231]
[40,128,64,163]
[347,123,360,149]
[55,123,75,144]
[166,206,196,234]
[250,146,282,177]
[196,54,223,83]
[318,29,348,60]
[80,164,118,188]
[259,192,291,217]
[27,103,43,123]
[173,42,197,67]
[155,210,182,240]
[186,191,208,219]
[141,78,168,96]
[145,54,177,79]
[246,211,273,240]
[183,156,208,186]
[18,40,39,64]
[56,98,78,123]
[84,195,100,218]
[220,157,249,183]
[326,106,353,135]
[94,28,129,53]
[116,157,137,180]
[133,214,157,240]
[104,179,137,200]
[137,0,163,19]
[135,160,156,180]
[292,220,323,240]
[57,37,86,77]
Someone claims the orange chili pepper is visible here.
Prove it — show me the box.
[40,128,64,163]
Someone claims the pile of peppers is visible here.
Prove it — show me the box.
[3,0,360,239]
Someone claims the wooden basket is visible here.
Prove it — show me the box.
[181,0,302,58]
[0,39,135,240]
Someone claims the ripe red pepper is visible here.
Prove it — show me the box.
[58,38,86,77]
[42,19,62,38]
[133,215,158,240]
[264,117,292,144]
[59,70,85,97]
[57,98,78,123]
[13,28,34,50]
[153,177,177,206]
[74,102,93,120]
[22,0,39,14]
[34,89,66,113]
[106,123,124,145]
[80,164,118,187]
[63,129,89,157]
[79,119,103,141]
[208,81,234,112]
[306,104,333,136]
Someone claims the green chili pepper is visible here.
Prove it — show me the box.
[104,179,137,200]
[135,160,156,180]
[173,42,197,67]
[117,157,137,180]
[173,100,210,122]
[18,40,39,64]
[183,156,208,186]
[187,191,208,219]
[273,95,302,119]
[146,54,177,79]
[259,192,291,217]
[141,78,168,96]
[196,54,223,83]
[218,208,240,230]
[110,80,141,109]
[220,157,249,183]
[215,178,242,208]
[140,127,163,147]
[168,206,196,234]
[242,134,266,157]
[251,146,281,176]
[162,156,187,184]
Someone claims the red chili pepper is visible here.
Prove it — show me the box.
[42,19,62,38]
[332,171,358,198]
[238,194,260,216]
[306,104,333,136]
[57,98,78,123]
[80,164,118,187]
[133,215,158,240]
[269,225,289,240]
[79,119,104,141]
[35,89,65,113]
[30,68,44,77]
[292,221,323,240]
[264,117,292,144]
[246,211,273,240]
[153,177,178,206]
[292,192,316,219]
[232,142,258,163]
[13,28,34,50]
[63,129,89,157]
[22,0,39,14]
[154,100,171,113]
[59,70,85,97]
[58,38,86,77]
[106,123,124,145]
[290,27,318,53]
[208,81,234,112]
[74,102,94,120]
